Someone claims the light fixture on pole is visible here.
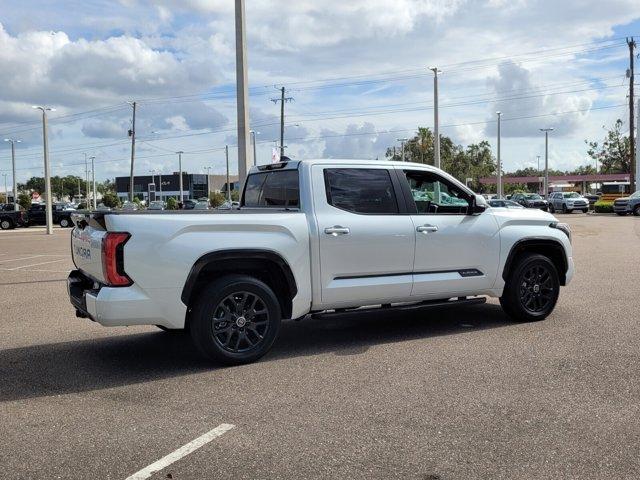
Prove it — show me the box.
[540,128,554,199]
[429,67,442,169]
[3,138,21,210]
[397,138,408,162]
[496,111,502,198]
[32,105,55,235]
[176,151,184,202]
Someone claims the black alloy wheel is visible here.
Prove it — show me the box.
[190,274,282,365]
[500,253,560,322]
[634,205,640,217]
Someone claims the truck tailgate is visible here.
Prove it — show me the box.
[71,221,106,283]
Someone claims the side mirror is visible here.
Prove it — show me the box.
[469,194,487,215]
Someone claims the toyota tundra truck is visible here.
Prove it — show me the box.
[68,159,574,365]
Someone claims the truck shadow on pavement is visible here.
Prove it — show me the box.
[0,303,510,402]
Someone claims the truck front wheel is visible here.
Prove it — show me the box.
[500,253,560,322]
[190,274,282,365]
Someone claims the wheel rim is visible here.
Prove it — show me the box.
[519,264,555,314]
[61,219,68,227]
[1,220,9,229]
[211,291,270,353]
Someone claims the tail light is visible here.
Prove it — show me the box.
[102,232,132,286]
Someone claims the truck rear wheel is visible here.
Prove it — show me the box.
[189,274,282,365]
[59,218,70,228]
[500,253,560,322]
[0,219,13,230]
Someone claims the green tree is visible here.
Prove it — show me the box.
[209,191,226,208]
[18,193,31,210]
[101,192,120,208]
[166,197,178,210]
[585,119,630,173]
[231,190,240,202]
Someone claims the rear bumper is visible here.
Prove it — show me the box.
[613,204,631,213]
[67,270,185,328]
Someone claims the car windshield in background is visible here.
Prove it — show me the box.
[525,194,542,199]
[563,192,581,198]
[243,170,300,208]
[629,191,640,198]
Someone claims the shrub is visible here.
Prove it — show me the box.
[166,197,178,210]
[594,200,614,213]
[101,192,120,208]
[209,191,226,208]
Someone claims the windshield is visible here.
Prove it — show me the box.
[563,192,580,198]
[630,191,640,199]
[525,194,542,199]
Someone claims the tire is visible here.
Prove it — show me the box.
[634,205,640,217]
[616,212,628,216]
[561,204,568,214]
[500,253,560,323]
[59,218,70,228]
[549,204,555,213]
[582,209,588,214]
[189,274,282,365]
[156,325,185,333]
[0,219,13,230]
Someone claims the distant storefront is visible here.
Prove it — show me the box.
[115,173,239,202]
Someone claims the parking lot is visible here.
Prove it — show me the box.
[0,214,639,479]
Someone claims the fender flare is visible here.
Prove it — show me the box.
[502,238,568,285]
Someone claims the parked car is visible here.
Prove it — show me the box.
[122,201,139,211]
[148,201,166,211]
[193,201,210,210]
[68,160,574,365]
[488,199,524,209]
[182,199,197,210]
[511,193,549,211]
[548,192,589,214]
[0,206,28,230]
[583,193,600,206]
[26,203,75,228]
[613,190,640,216]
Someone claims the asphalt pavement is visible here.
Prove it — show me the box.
[1,215,639,479]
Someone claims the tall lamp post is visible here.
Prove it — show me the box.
[176,151,184,202]
[3,138,20,209]
[430,67,442,169]
[89,156,96,210]
[250,130,259,166]
[397,138,408,162]
[540,128,554,199]
[32,105,55,235]
[2,174,8,201]
[496,111,502,198]
[537,155,541,194]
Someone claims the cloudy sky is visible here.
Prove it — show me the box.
[0,0,639,185]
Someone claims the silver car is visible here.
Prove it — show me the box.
[549,192,589,214]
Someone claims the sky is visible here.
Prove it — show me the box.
[0,0,639,186]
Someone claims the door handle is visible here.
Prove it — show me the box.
[324,226,350,236]
[416,224,438,233]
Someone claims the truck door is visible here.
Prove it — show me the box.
[312,164,416,308]
[397,168,500,298]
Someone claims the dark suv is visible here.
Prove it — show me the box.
[511,193,549,211]
[26,203,75,228]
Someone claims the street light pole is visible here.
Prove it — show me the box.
[204,166,212,197]
[430,67,441,169]
[537,155,541,194]
[176,151,184,202]
[90,156,96,210]
[3,139,21,210]
[235,0,252,185]
[540,128,554,199]
[128,101,137,202]
[225,145,231,203]
[33,106,54,235]
[496,111,502,198]
[2,174,7,201]
[397,138,408,162]
[250,130,259,166]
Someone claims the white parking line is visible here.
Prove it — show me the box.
[124,424,235,480]
[0,255,46,263]
[7,258,69,270]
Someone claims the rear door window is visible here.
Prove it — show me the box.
[324,168,398,214]
[243,170,299,208]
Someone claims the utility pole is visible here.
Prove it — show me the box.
[430,67,441,169]
[176,151,184,202]
[540,128,554,199]
[60,178,64,201]
[496,111,502,198]
[3,139,20,210]
[627,37,636,192]
[637,99,640,190]
[537,155,542,194]
[128,101,137,202]
[90,156,96,210]
[77,178,81,199]
[2,174,7,201]
[397,138,408,162]
[235,0,252,184]
[84,153,89,205]
[271,87,294,158]
[225,145,231,203]
[33,106,54,235]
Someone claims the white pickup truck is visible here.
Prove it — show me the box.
[69,159,574,364]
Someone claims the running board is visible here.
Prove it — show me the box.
[310,296,486,319]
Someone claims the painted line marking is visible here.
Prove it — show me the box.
[0,255,46,263]
[7,258,69,270]
[125,424,235,480]
[0,268,71,273]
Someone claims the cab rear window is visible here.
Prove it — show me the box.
[242,170,300,208]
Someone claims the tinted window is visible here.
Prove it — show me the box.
[403,170,469,214]
[324,168,398,214]
[243,170,299,208]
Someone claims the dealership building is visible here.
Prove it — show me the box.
[115,173,239,202]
